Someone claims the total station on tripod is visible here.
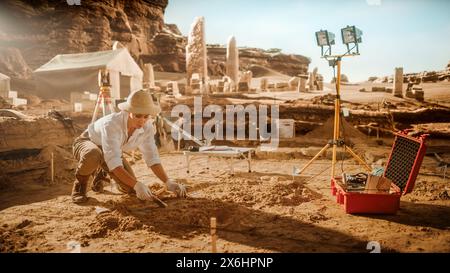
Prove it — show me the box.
[98,68,111,87]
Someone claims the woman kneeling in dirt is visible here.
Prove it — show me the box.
[71,89,186,204]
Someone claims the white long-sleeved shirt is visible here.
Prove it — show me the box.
[87,111,161,170]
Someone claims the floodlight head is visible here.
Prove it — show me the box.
[341,25,363,44]
[315,30,335,47]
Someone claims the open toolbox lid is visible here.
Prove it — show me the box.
[383,131,428,195]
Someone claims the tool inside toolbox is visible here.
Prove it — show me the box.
[341,172,368,192]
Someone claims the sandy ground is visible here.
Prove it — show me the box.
[246,81,450,106]
[0,147,449,253]
[1,79,449,253]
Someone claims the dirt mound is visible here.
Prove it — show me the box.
[408,180,450,201]
[39,145,77,182]
[311,93,336,106]
[196,174,321,208]
[0,144,76,189]
[0,226,29,252]
[224,176,318,207]
[0,219,34,252]
[304,116,368,145]
[249,65,291,78]
[84,211,143,239]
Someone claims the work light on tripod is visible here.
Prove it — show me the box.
[297,25,370,179]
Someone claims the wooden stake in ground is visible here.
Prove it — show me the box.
[177,128,182,151]
[51,152,54,183]
[211,217,217,253]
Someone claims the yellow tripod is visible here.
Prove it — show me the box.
[297,56,371,178]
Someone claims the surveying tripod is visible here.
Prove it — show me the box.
[91,69,115,123]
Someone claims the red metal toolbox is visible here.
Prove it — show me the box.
[331,131,428,214]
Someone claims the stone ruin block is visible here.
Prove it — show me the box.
[288,77,299,90]
[191,83,201,91]
[297,75,308,92]
[238,81,249,92]
[405,89,415,99]
[413,87,424,101]
[178,83,187,95]
[275,82,289,91]
[217,80,225,92]
[372,86,386,92]
[317,81,324,91]
[393,67,403,97]
[167,81,180,97]
[260,78,268,91]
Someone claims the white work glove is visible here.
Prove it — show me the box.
[166,179,187,198]
[133,181,154,201]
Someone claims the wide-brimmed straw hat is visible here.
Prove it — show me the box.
[118,90,161,116]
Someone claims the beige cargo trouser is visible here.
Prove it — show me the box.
[72,130,136,194]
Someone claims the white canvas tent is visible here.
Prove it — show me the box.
[33,48,143,100]
[0,72,10,98]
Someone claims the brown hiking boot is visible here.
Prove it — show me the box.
[71,174,89,204]
[91,169,108,193]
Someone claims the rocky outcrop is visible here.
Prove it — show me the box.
[0,0,310,82]
[0,48,32,78]
[140,23,187,72]
[207,46,310,77]
[376,61,450,83]
[331,74,349,83]
[0,115,74,153]
[0,0,168,72]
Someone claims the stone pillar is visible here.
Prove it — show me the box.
[316,74,324,91]
[190,73,201,94]
[186,16,208,91]
[217,80,225,93]
[311,67,318,91]
[288,77,299,90]
[317,81,323,91]
[308,72,315,91]
[168,81,180,97]
[297,76,307,93]
[226,36,239,92]
[413,87,424,102]
[260,78,268,91]
[393,67,403,97]
[143,63,155,88]
[238,70,252,92]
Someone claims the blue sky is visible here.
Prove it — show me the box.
[165,0,450,82]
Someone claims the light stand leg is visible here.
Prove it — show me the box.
[344,145,372,172]
[296,57,371,179]
[331,58,342,178]
[297,143,330,175]
[331,100,339,178]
